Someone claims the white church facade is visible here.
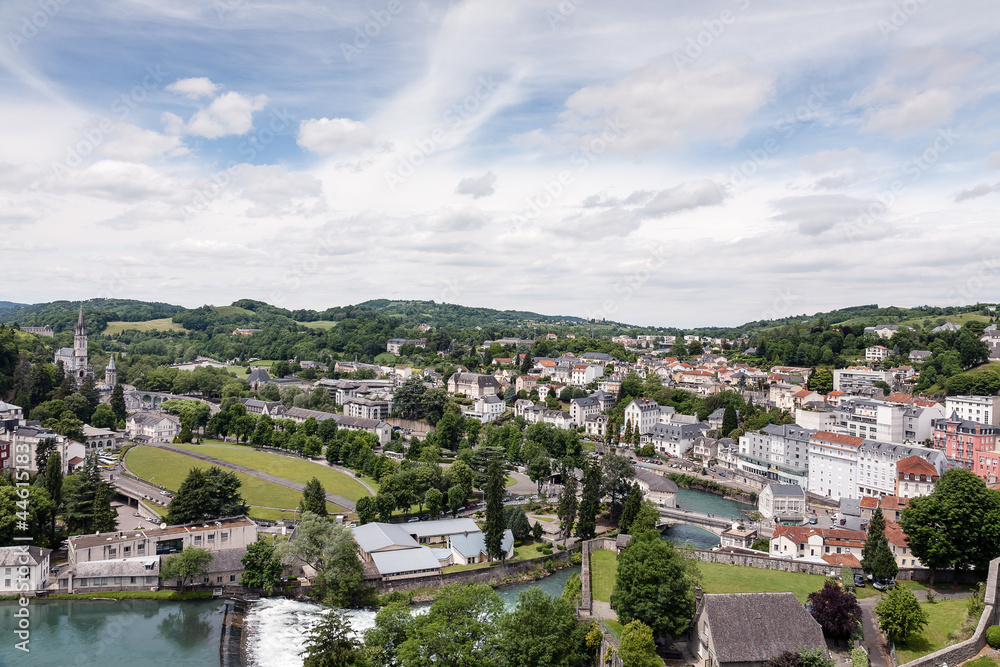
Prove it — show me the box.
[53,307,94,386]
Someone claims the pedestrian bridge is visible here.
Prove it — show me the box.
[656,507,742,536]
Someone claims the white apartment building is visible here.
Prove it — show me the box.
[737,424,814,486]
[865,345,891,361]
[807,432,863,500]
[833,367,894,393]
[623,398,661,435]
[945,395,1000,426]
[832,397,944,445]
[794,408,838,431]
[855,442,945,498]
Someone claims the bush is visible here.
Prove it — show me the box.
[850,648,868,667]
[986,625,1000,649]
[570,552,582,566]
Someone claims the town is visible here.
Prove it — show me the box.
[3,299,1000,667]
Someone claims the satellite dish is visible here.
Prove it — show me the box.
[160,522,167,530]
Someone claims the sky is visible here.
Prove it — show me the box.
[1,0,999,328]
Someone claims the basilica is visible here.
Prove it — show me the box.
[53,307,94,385]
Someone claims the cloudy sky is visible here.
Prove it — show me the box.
[1,0,999,327]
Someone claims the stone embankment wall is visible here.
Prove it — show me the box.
[898,558,999,667]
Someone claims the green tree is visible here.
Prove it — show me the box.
[90,403,116,429]
[874,587,929,644]
[720,404,738,438]
[528,455,552,496]
[160,547,214,592]
[861,508,898,581]
[899,467,1000,580]
[503,505,532,542]
[397,583,504,667]
[44,410,85,442]
[241,539,284,595]
[576,462,601,541]
[166,466,248,525]
[355,496,375,525]
[375,492,396,522]
[496,587,589,667]
[42,451,63,540]
[425,487,444,518]
[601,454,635,524]
[808,368,834,394]
[629,500,661,535]
[319,523,376,608]
[91,481,118,533]
[300,477,328,518]
[62,454,115,534]
[557,463,578,545]
[364,601,413,667]
[78,375,100,423]
[484,458,506,562]
[301,609,364,667]
[448,485,465,517]
[611,530,696,639]
[619,483,643,534]
[618,619,660,667]
[278,511,332,574]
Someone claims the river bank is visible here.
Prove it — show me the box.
[668,471,758,504]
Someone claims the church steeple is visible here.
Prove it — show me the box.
[73,306,88,382]
[75,305,85,336]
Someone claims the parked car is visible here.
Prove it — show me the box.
[854,574,866,588]
[407,517,420,523]
[718,472,726,477]
[421,514,430,521]
[873,578,896,591]
[808,517,818,525]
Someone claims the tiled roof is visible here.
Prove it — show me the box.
[700,593,826,663]
[811,431,864,447]
[896,455,939,477]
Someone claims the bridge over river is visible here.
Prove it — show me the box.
[656,507,744,536]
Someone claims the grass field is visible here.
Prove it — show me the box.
[103,318,185,334]
[296,320,339,329]
[699,561,832,602]
[213,306,255,316]
[125,446,343,513]
[177,442,372,502]
[895,599,968,663]
[590,549,617,602]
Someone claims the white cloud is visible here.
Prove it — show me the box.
[183,92,268,139]
[297,117,373,154]
[560,58,774,150]
[771,195,874,236]
[166,77,220,99]
[454,171,496,198]
[99,124,187,162]
[954,182,1000,203]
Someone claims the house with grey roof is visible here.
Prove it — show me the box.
[448,529,514,565]
[643,421,705,457]
[634,469,677,508]
[691,592,827,667]
[0,546,51,594]
[447,372,501,398]
[757,484,806,522]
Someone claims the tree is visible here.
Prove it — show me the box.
[300,609,365,667]
[557,463,578,545]
[364,601,413,666]
[484,458,506,562]
[78,376,100,422]
[611,530,696,639]
[720,404,738,438]
[241,539,283,595]
[166,466,248,525]
[808,368,834,394]
[629,500,660,534]
[91,481,118,533]
[42,452,63,539]
[503,505,532,542]
[45,410,85,442]
[319,523,376,608]
[619,484,643,534]
[90,403,116,429]
[278,511,333,573]
[496,587,589,667]
[807,581,862,640]
[300,477,328,518]
[861,508,898,581]
[528,456,552,496]
[397,584,504,666]
[355,496,375,525]
[899,467,1000,579]
[425,487,444,518]
[160,547,214,592]
[448,485,465,517]
[601,454,635,524]
[576,462,601,541]
[62,454,115,534]
[375,492,396,522]
[874,587,929,644]
[618,619,660,667]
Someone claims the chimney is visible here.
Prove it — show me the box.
[695,585,702,602]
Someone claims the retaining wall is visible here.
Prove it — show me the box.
[898,557,999,667]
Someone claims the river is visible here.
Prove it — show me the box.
[662,487,758,550]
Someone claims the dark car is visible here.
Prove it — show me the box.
[854,574,866,588]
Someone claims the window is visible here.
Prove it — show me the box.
[80,578,88,587]
[194,535,202,545]
[3,579,9,587]
[229,574,236,582]
[221,532,229,542]
[130,577,136,584]
[217,576,222,583]
[109,548,117,558]
[208,534,215,543]
[113,577,121,585]
[137,543,145,553]
[123,546,131,555]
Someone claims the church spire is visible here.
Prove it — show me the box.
[75,306,85,336]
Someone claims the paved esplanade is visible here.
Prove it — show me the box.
[145,442,358,510]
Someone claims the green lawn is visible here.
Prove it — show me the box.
[590,549,617,602]
[894,599,968,664]
[176,442,372,502]
[126,446,343,513]
[297,320,339,329]
[698,561,832,602]
[512,540,553,561]
[854,578,974,600]
[103,318,185,334]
